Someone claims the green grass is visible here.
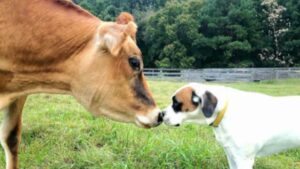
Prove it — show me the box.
[1,79,300,169]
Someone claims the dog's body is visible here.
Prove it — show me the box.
[163,83,300,169]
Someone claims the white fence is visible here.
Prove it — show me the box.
[144,68,300,82]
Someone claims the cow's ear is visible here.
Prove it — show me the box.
[125,22,137,40]
[99,32,126,56]
[116,12,135,25]
[202,91,218,117]
[98,12,137,56]
[116,12,137,39]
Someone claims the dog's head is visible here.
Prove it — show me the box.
[162,83,218,126]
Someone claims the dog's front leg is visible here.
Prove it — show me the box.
[234,157,254,169]
[224,147,237,169]
[0,96,27,169]
[224,147,255,169]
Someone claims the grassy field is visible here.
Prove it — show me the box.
[1,79,300,169]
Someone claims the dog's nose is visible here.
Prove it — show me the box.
[157,111,165,123]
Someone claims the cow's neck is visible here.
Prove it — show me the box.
[0,0,101,103]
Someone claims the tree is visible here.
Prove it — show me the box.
[258,0,292,66]
[143,0,203,68]
[75,0,300,68]
[278,0,300,66]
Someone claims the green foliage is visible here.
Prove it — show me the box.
[76,0,166,21]
[75,0,299,68]
[143,0,204,68]
[278,0,300,65]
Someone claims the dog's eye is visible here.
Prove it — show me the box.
[128,57,140,71]
[192,96,201,106]
[192,91,201,106]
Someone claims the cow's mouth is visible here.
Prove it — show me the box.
[135,119,152,128]
[135,115,162,128]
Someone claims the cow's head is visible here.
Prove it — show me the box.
[71,12,162,128]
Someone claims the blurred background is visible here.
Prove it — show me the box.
[74,0,300,69]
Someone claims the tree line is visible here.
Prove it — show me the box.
[75,0,300,68]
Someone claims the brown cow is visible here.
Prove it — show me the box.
[0,0,162,168]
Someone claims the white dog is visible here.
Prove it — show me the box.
[162,83,300,169]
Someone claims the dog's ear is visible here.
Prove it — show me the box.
[202,91,218,117]
[191,91,201,106]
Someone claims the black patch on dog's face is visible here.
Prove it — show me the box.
[172,96,183,113]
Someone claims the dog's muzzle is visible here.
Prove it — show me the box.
[160,109,181,127]
[158,111,165,123]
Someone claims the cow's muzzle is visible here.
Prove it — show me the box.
[135,108,162,128]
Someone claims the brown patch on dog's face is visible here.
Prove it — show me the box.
[173,87,200,113]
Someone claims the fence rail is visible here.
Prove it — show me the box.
[143,68,300,82]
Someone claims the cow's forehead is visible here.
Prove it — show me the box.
[123,37,142,56]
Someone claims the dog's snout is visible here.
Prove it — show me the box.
[157,111,165,123]
[161,111,166,117]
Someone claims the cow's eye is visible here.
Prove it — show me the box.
[128,57,140,71]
